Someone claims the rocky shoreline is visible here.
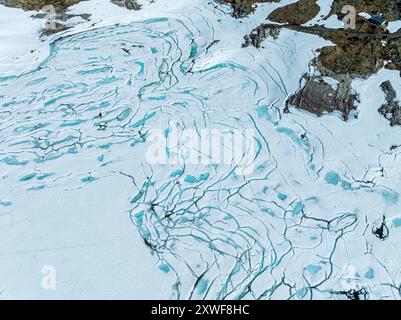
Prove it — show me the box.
[241,0,401,123]
[0,0,141,35]
[0,0,83,10]
[0,0,141,10]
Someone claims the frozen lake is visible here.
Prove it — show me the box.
[1,0,401,299]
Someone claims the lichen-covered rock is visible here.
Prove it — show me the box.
[267,0,320,25]
[330,0,401,22]
[0,0,84,11]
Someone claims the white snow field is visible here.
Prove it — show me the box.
[1,0,401,299]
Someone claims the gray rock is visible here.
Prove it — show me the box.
[378,80,401,126]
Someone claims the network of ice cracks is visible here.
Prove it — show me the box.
[1,4,401,300]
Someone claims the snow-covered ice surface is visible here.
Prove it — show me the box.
[1,0,401,300]
[0,5,45,75]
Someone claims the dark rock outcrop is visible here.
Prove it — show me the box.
[379,81,401,126]
[111,0,141,10]
[286,74,359,120]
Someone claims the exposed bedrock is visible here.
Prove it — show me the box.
[286,73,359,120]
[267,0,320,25]
[379,80,401,126]
[110,0,141,10]
[221,0,279,18]
[0,0,84,10]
